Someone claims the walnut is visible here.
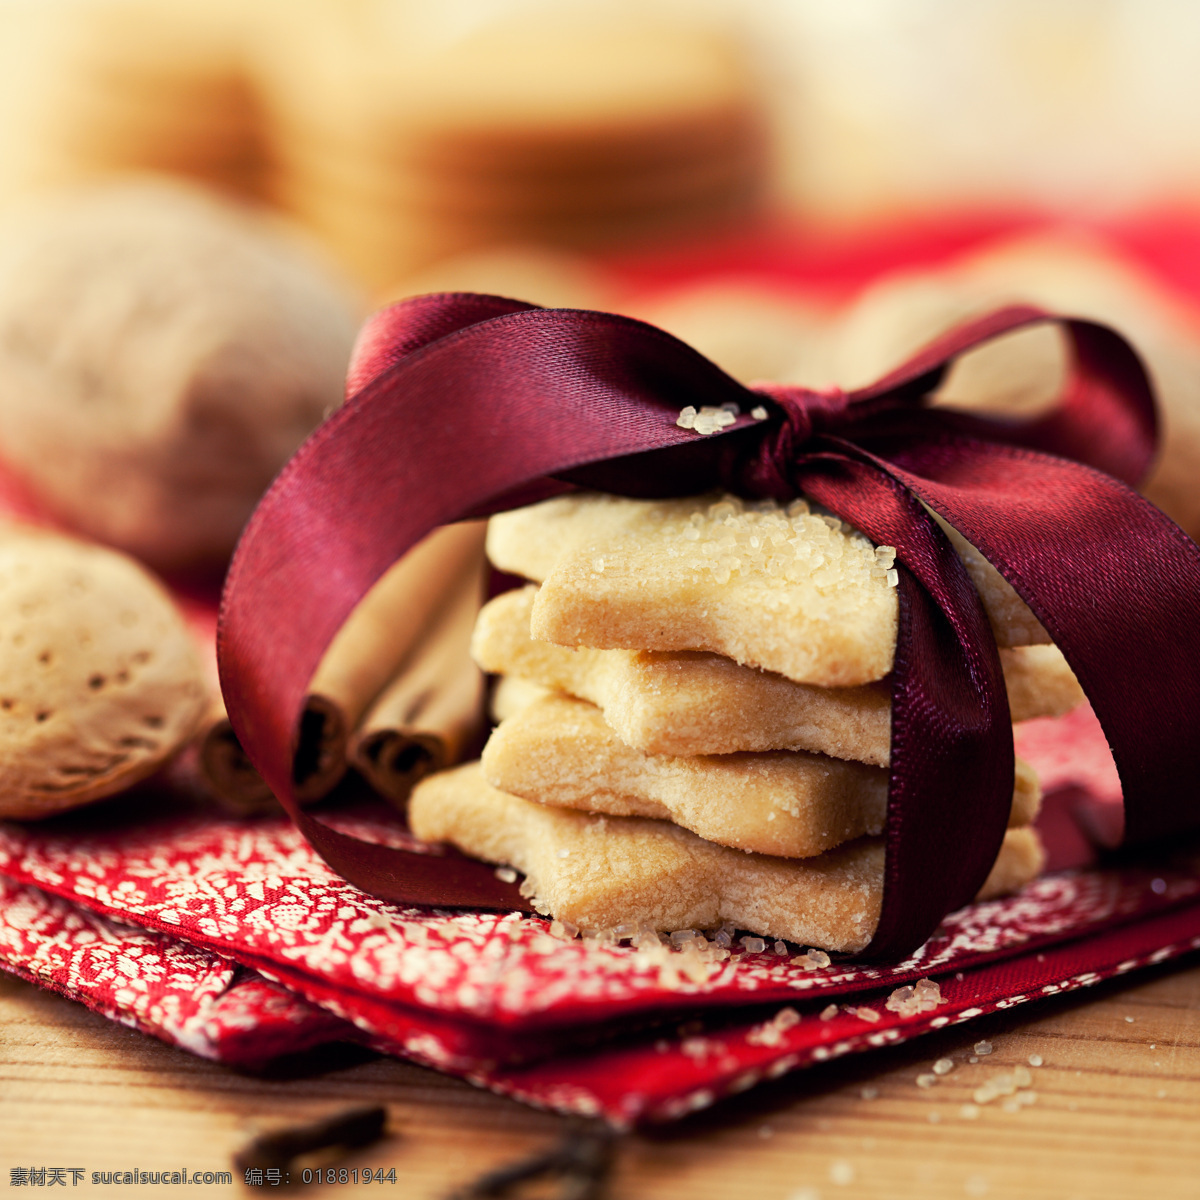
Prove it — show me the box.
[0,177,361,569]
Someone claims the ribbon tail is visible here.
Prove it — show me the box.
[880,435,1200,850]
[796,452,1013,960]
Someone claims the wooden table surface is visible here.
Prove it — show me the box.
[2,954,1198,1200]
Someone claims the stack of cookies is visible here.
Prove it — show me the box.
[411,493,1074,953]
[253,2,767,292]
[0,0,259,203]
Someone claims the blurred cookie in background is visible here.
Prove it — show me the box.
[0,0,260,203]
[834,230,1200,541]
[254,0,770,291]
[378,244,615,312]
[0,176,363,571]
[628,280,834,386]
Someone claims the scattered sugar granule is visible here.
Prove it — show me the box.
[933,1058,955,1076]
[885,977,944,1017]
[968,1056,979,1064]
[914,978,942,1000]
[773,940,789,956]
[1001,1098,1021,1114]
[582,927,618,947]
[1151,877,1167,894]
[684,405,738,435]
[990,1072,1017,1096]
[916,1073,938,1089]
[494,866,518,884]
[1017,1090,1037,1106]
[829,1160,855,1186]
[820,1004,839,1021]
[751,405,769,421]
[974,1040,994,1056]
[740,935,767,954]
[959,1104,980,1120]
[1028,1054,1043,1067]
[1150,1044,1156,1051]
[860,1086,879,1100]
[792,949,832,971]
[631,924,664,950]
[548,919,580,941]
[1013,1066,1033,1088]
[673,939,722,985]
[747,1007,801,1047]
[1124,1016,1135,1023]
[973,1085,998,1105]
[844,1005,881,1023]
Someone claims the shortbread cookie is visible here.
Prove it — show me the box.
[932,516,1048,647]
[473,587,1082,762]
[481,694,1040,858]
[1000,643,1085,727]
[486,493,1048,689]
[629,281,834,386]
[0,526,208,818]
[488,492,899,687]
[409,763,1045,952]
[490,675,552,724]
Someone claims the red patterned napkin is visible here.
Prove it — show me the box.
[2,705,1199,1124]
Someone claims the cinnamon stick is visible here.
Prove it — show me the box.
[196,520,487,806]
[197,696,277,814]
[348,547,486,804]
[296,520,487,799]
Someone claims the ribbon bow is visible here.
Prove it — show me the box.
[218,294,1200,960]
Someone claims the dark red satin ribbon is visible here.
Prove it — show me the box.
[217,294,1200,960]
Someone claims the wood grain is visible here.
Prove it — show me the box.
[1,959,1198,1199]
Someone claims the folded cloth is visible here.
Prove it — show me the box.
[0,874,353,1069]
[2,705,1199,1125]
[3,829,1199,1127]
